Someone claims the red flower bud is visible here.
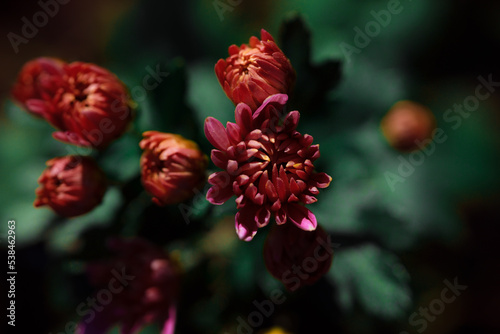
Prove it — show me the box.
[263,223,333,291]
[34,156,107,217]
[215,29,296,111]
[381,100,436,152]
[140,131,208,206]
[11,57,66,127]
[12,58,133,149]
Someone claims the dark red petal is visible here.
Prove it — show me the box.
[283,110,300,132]
[226,122,242,144]
[312,172,332,188]
[235,102,253,134]
[260,29,275,43]
[204,117,230,150]
[275,208,287,225]
[206,184,233,205]
[252,94,288,120]
[235,205,259,241]
[215,59,227,84]
[211,150,228,169]
[255,207,271,228]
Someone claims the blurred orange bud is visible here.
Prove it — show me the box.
[140,131,208,206]
[381,100,436,152]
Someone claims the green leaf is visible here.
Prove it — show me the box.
[328,244,411,319]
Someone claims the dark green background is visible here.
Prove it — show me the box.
[1,0,499,333]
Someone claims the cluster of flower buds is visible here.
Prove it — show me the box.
[12,56,208,332]
[12,58,133,217]
[14,57,208,217]
[208,29,333,289]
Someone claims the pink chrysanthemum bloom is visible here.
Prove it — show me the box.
[204,94,332,241]
[140,131,208,206]
[34,155,107,217]
[215,29,296,111]
[263,223,333,291]
[76,237,180,334]
[12,59,133,149]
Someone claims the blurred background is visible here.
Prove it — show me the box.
[1,0,500,333]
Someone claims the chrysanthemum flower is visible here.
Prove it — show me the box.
[76,237,180,334]
[204,94,331,241]
[140,131,208,206]
[12,59,133,149]
[34,155,107,217]
[263,223,333,291]
[215,29,296,111]
[11,57,66,126]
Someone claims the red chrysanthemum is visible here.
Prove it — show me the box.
[215,29,296,111]
[12,58,133,149]
[76,237,180,334]
[204,94,332,241]
[263,223,333,290]
[140,131,208,206]
[34,155,107,217]
[11,57,66,126]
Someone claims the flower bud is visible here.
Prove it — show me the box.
[34,156,107,217]
[381,100,436,152]
[12,59,133,149]
[11,57,66,126]
[53,61,134,148]
[77,237,180,334]
[215,29,296,111]
[263,223,333,291]
[140,131,208,206]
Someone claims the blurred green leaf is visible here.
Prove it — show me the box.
[328,244,411,319]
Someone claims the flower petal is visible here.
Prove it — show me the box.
[204,117,230,150]
[161,303,177,334]
[255,207,271,228]
[287,204,317,231]
[235,205,259,241]
[252,93,288,120]
[52,131,92,147]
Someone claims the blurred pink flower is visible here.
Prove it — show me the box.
[140,131,208,206]
[204,94,331,241]
[34,155,107,217]
[12,58,133,149]
[77,237,180,334]
[215,29,296,111]
[263,223,333,290]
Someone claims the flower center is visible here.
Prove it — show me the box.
[237,50,257,77]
